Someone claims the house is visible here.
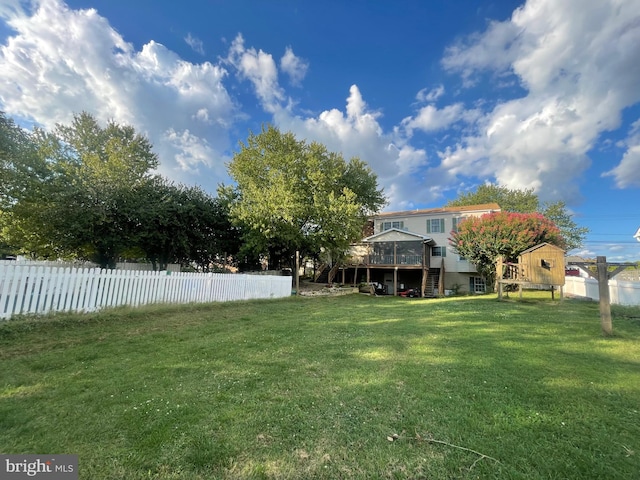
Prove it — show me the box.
[339,203,501,296]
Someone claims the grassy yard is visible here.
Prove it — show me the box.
[1,292,639,479]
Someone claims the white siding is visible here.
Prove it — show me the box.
[373,208,495,274]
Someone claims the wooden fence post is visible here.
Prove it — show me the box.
[597,256,613,336]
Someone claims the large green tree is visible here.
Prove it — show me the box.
[2,111,242,270]
[0,112,62,258]
[445,184,588,250]
[1,112,158,267]
[0,112,28,258]
[222,125,386,269]
[50,113,159,267]
[133,178,242,271]
[450,211,564,290]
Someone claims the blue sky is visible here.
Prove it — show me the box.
[1,0,639,261]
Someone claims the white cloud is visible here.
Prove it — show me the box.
[4,0,639,217]
[415,85,445,103]
[442,19,521,86]
[0,0,236,188]
[402,103,480,135]
[437,0,640,203]
[273,85,432,210]
[226,34,284,113]
[0,0,24,20]
[184,33,204,55]
[280,46,308,86]
[570,248,596,258]
[163,128,215,173]
[604,119,640,188]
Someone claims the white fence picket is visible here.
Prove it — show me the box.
[564,276,640,306]
[0,264,292,320]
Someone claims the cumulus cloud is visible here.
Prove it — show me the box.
[280,46,308,86]
[0,0,235,187]
[3,0,639,215]
[273,85,432,210]
[442,19,521,86]
[437,0,640,203]
[163,128,215,172]
[603,119,640,188]
[226,33,284,113]
[402,103,480,136]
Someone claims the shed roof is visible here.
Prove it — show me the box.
[518,242,565,255]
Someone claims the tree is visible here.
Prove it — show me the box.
[446,184,539,213]
[134,179,243,271]
[0,112,24,258]
[2,111,243,270]
[450,211,564,290]
[222,125,386,269]
[181,187,243,272]
[1,112,159,267]
[445,183,587,250]
[540,201,589,252]
[0,112,62,258]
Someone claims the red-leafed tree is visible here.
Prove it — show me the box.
[449,211,564,290]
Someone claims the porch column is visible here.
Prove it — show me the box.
[366,268,370,283]
[421,241,428,298]
[394,267,398,296]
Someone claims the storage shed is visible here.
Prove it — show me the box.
[497,243,566,300]
[517,243,566,286]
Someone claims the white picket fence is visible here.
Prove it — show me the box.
[0,264,292,320]
[564,276,640,306]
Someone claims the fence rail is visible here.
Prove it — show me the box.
[0,264,292,320]
[564,276,640,306]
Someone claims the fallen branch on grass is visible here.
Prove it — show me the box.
[411,432,501,470]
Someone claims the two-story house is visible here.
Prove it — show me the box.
[340,203,501,296]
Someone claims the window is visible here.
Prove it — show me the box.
[426,218,445,234]
[431,246,447,257]
[469,276,486,294]
[381,221,404,232]
[451,216,464,233]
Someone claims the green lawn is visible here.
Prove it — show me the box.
[1,292,639,479]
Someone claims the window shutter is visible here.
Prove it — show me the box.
[452,217,458,232]
[442,247,447,257]
[426,220,431,234]
[440,219,445,233]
